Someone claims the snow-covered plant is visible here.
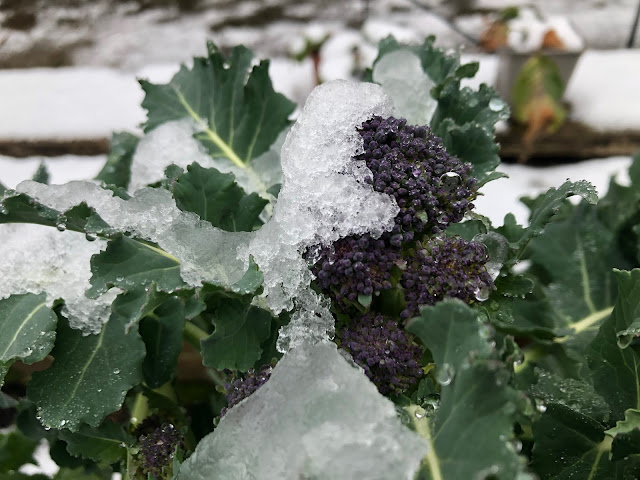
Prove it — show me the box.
[2,36,640,480]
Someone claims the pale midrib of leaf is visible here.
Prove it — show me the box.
[586,436,612,480]
[405,405,443,480]
[0,301,47,361]
[577,236,597,314]
[170,85,272,201]
[65,329,106,405]
[138,241,181,264]
[556,307,614,343]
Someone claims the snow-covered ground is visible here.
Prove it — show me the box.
[1,48,639,142]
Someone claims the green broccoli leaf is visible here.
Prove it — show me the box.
[139,296,186,388]
[172,162,267,231]
[407,300,526,480]
[95,132,140,189]
[200,294,273,372]
[530,404,615,479]
[529,368,610,423]
[509,180,598,266]
[58,420,132,464]
[0,430,38,473]
[0,293,57,371]
[587,269,640,422]
[139,42,295,200]
[606,409,640,461]
[407,299,491,374]
[527,205,625,346]
[412,360,525,480]
[88,235,186,297]
[435,120,502,186]
[31,162,49,185]
[28,309,145,431]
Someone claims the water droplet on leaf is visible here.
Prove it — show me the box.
[435,363,455,386]
[489,97,505,112]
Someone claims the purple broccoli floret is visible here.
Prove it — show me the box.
[357,115,477,238]
[138,422,183,479]
[340,313,423,395]
[221,366,272,416]
[400,235,493,319]
[311,233,399,309]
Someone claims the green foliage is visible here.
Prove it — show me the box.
[0,293,57,374]
[88,235,185,297]
[200,293,273,372]
[140,41,295,200]
[28,312,145,431]
[408,301,526,479]
[172,163,267,231]
[0,430,38,472]
[95,132,140,189]
[58,420,132,464]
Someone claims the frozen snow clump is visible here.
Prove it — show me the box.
[247,80,399,350]
[0,223,117,334]
[16,181,250,291]
[128,118,284,206]
[178,341,427,480]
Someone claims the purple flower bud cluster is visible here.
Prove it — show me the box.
[221,366,272,416]
[357,115,477,237]
[138,423,183,479]
[400,235,493,319]
[311,233,399,309]
[340,313,423,395]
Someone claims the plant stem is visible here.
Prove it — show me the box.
[182,321,228,388]
[130,391,149,427]
[183,321,208,350]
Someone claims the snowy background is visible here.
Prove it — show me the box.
[1,0,640,475]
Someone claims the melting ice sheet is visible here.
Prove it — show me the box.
[0,224,118,334]
[178,341,427,480]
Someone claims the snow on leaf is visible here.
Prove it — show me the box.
[178,341,426,480]
[139,42,295,201]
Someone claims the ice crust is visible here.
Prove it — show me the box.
[247,81,398,350]
[128,118,286,208]
[13,81,398,348]
[178,341,427,480]
[15,182,251,290]
[372,49,437,126]
[0,223,117,334]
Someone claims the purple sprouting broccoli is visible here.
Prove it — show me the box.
[357,115,477,238]
[400,235,493,319]
[308,115,487,312]
[311,233,400,309]
[340,312,423,395]
[221,366,272,417]
[137,422,183,479]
